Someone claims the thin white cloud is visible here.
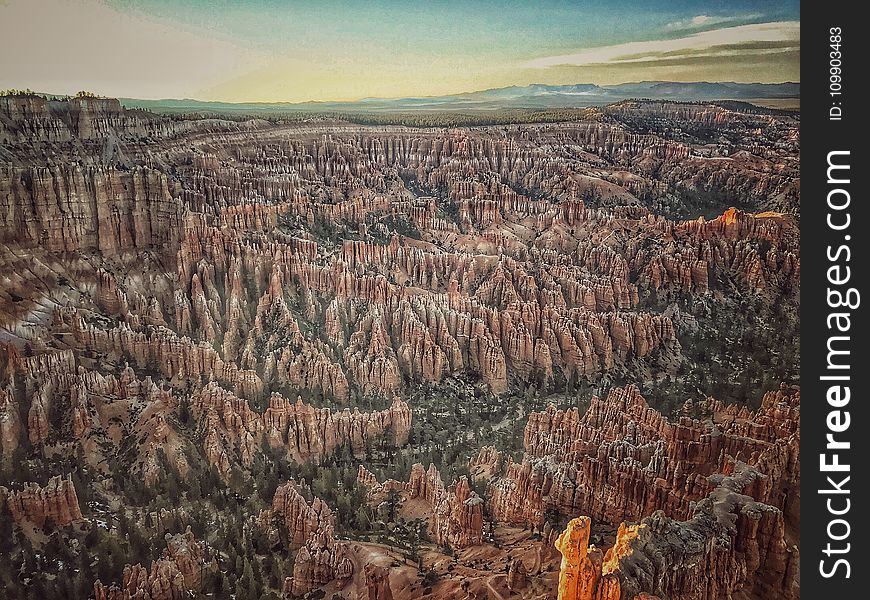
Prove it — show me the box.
[524,21,799,69]
[0,0,266,98]
[665,14,763,30]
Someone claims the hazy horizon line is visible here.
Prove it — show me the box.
[5,79,801,106]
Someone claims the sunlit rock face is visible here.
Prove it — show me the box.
[556,463,798,600]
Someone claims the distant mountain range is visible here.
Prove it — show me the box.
[120,81,799,114]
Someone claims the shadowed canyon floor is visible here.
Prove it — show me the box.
[0,94,799,599]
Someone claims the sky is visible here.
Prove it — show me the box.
[0,0,800,103]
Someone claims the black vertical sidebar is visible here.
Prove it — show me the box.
[801,4,867,598]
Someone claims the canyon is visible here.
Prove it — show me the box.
[0,93,799,599]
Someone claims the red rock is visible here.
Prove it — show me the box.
[0,98,799,599]
[362,462,483,550]
[261,480,334,549]
[190,383,411,474]
[555,516,616,600]
[1,475,85,528]
[507,558,528,591]
[93,528,216,600]
[489,385,799,529]
[27,390,49,444]
[0,388,22,455]
[559,463,798,600]
[432,476,484,549]
[365,564,395,600]
[258,482,354,596]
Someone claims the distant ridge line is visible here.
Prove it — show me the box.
[106,81,799,114]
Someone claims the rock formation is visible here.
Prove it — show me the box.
[556,464,798,600]
[0,387,21,456]
[258,481,354,596]
[555,516,618,600]
[365,563,395,600]
[191,382,411,473]
[507,558,528,591]
[0,93,800,599]
[93,528,216,600]
[361,462,484,550]
[0,96,799,405]
[0,165,181,253]
[487,385,799,528]
[431,476,485,550]
[259,480,335,549]
[1,475,85,529]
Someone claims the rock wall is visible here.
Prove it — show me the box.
[1,474,85,529]
[191,382,411,473]
[0,165,182,252]
[556,464,798,600]
[0,94,247,144]
[488,385,799,528]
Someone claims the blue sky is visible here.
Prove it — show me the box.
[0,0,800,101]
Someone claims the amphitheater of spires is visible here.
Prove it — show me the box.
[0,94,799,599]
